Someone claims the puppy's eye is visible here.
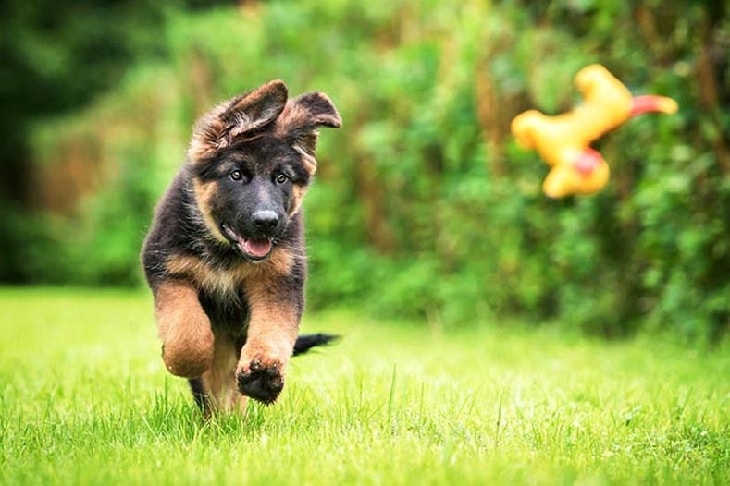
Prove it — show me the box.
[230,170,243,181]
[275,173,289,184]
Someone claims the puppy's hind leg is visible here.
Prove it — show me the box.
[189,377,209,415]
[201,333,241,414]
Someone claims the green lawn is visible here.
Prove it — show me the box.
[1,288,729,485]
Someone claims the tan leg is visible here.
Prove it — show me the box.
[238,395,249,414]
[236,281,300,405]
[201,333,240,412]
[154,281,214,378]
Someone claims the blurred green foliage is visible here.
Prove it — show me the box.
[2,0,728,341]
[0,0,235,280]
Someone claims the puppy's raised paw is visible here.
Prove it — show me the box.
[236,359,284,405]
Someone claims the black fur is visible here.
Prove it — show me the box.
[292,333,340,356]
[189,377,207,410]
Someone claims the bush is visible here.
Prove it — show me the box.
[20,0,730,341]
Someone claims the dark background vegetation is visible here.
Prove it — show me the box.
[1,0,727,341]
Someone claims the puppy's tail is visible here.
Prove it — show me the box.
[292,333,340,356]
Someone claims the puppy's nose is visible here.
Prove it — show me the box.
[252,210,279,232]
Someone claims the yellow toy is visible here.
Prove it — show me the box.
[511,64,678,198]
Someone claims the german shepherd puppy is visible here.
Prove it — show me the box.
[141,80,341,413]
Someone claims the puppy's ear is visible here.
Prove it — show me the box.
[189,80,289,162]
[276,92,341,160]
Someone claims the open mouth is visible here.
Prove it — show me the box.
[221,223,273,261]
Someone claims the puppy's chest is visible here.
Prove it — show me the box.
[164,249,296,328]
[166,253,246,293]
[199,286,250,336]
[167,255,253,333]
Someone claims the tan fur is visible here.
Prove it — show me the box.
[200,333,240,414]
[165,249,295,299]
[238,395,249,413]
[163,251,299,407]
[293,143,318,177]
[275,102,312,137]
[188,80,289,163]
[236,281,300,386]
[290,185,309,216]
[188,104,229,162]
[154,282,214,378]
[192,179,228,243]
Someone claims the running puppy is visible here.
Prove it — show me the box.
[141,80,340,413]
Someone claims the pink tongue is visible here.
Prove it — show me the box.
[240,238,272,258]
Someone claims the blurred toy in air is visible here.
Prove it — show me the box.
[511,64,678,198]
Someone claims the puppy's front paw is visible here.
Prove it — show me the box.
[236,358,284,405]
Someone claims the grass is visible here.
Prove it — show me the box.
[1,288,729,485]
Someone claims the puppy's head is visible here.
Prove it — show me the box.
[188,80,341,261]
